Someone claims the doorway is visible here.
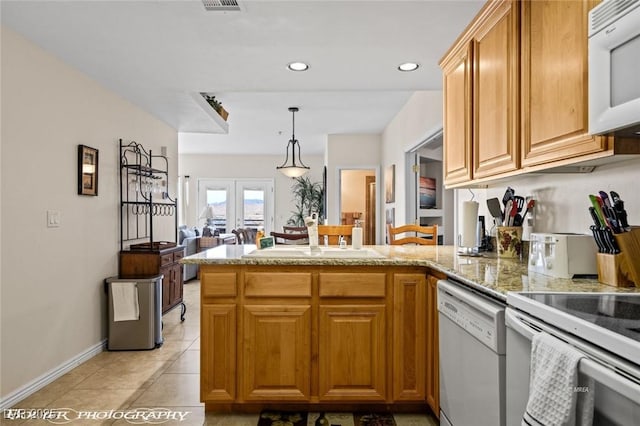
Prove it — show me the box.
[197,179,274,233]
[339,169,376,244]
[405,129,454,245]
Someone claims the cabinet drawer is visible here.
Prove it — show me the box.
[173,250,185,262]
[160,253,174,266]
[202,272,237,297]
[319,273,386,298]
[244,272,312,297]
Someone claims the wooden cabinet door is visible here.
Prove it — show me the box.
[442,42,474,186]
[392,274,426,402]
[521,0,606,166]
[318,305,386,401]
[201,304,236,401]
[242,305,311,401]
[426,275,441,418]
[473,0,520,178]
[160,265,172,313]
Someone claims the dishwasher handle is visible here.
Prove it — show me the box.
[506,308,640,404]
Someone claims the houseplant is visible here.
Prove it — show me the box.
[288,176,324,227]
[202,94,229,121]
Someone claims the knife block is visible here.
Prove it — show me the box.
[612,227,640,287]
[596,253,635,287]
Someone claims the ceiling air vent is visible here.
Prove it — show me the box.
[202,0,242,12]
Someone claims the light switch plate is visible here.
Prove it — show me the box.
[47,210,61,228]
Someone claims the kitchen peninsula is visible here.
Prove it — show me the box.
[182,245,639,413]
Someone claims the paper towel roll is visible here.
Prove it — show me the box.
[352,227,363,249]
[461,201,479,248]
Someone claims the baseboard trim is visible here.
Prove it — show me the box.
[0,339,107,410]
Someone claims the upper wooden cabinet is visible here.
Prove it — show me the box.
[442,0,519,185]
[520,0,607,166]
[441,0,639,187]
[442,42,473,185]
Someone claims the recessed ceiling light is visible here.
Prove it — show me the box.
[398,62,419,72]
[287,62,309,72]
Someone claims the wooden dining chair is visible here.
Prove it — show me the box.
[270,231,309,245]
[387,224,438,245]
[318,224,354,245]
[232,228,257,244]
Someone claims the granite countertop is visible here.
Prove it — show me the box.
[182,244,640,301]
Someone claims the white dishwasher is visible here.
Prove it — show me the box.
[437,279,506,426]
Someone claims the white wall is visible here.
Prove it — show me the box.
[381,91,444,228]
[178,153,324,232]
[466,157,640,238]
[0,27,177,402]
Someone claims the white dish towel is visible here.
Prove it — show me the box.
[111,282,140,322]
[522,332,595,426]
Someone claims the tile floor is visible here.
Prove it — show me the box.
[3,281,438,426]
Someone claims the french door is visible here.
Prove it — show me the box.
[197,179,274,234]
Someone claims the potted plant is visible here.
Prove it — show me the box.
[288,176,324,226]
[202,94,229,121]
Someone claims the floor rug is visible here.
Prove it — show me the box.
[257,412,395,426]
[258,411,308,426]
[354,413,396,426]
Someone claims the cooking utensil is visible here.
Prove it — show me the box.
[486,198,504,225]
[509,200,519,226]
[521,199,535,223]
[513,196,525,212]
[504,199,513,226]
[502,187,515,208]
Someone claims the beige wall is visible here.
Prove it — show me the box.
[178,153,325,232]
[340,169,375,214]
[326,134,381,237]
[0,27,177,401]
[381,91,444,227]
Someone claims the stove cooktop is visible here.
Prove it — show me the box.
[507,292,640,364]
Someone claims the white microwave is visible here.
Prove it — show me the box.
[589,0,640,136]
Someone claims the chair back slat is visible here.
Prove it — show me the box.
[318,225,354,245]
[387,224,438,246]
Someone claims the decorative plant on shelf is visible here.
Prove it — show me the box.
[288,176,324,227]
[201,93,229,121]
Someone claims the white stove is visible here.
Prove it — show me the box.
[505,292,640,425]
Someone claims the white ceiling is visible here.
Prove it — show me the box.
[1,0,483,155]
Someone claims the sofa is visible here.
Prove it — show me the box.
[178,225,199,281]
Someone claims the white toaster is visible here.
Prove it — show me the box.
[528,233,598,279]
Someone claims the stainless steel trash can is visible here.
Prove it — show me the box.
[105,275,163,350]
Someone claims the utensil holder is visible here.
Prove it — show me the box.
[612,227,640,286]
[496,226,523,259]
[596,253,635,287]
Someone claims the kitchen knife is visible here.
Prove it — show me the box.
[610,191,630,231]
[599,191,612,208]
[603,205,622,233]
[588,195,608,228]
[588,207,602,227]
[603,227,621,254]
[590,225,606,253]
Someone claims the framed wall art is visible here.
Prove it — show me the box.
[78,144,99,196]
[384,164,395,203]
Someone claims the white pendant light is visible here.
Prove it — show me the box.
[277,107,310,178]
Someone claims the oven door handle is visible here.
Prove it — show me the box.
[506,309,640,404]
